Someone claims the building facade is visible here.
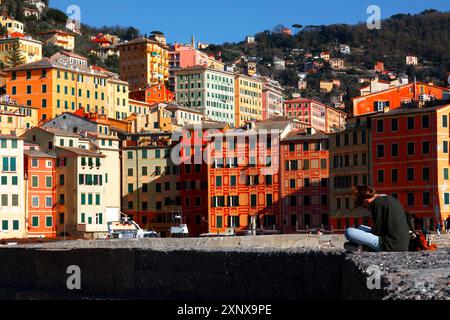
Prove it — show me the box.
[24,148,57,238]
[0,135,25,239]
[371,105,450,231]
[352,82,447,116]
[260,77,284,120]
[329,115,373,230]
[234,74,263,127]
[118,38,169,91]
[174,66,235,126]
[280,129,330,233]
[0,34,43,66]
[284,98,346,133]
[38,30,75,51]
[5,52,130,122]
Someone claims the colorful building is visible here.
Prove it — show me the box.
[284,98,346,133]
[0,135,25,239]
[0,100,39,135]
[371,104,450,231]
[22,126,121,239]
[329,115,373,230]
[118,38,169,91]
[174,66,235,126]
[0,13,24,35]
[0,33,43,66]
[280,128,330,233]
[207,119,294,235]
[38,30,75,51]
[168,42,224,91]
[352,82,447,116]
[180,122,229,236]
[234,73,263,127]
[121,132,180,237]
[259,76,284,120]
[24,148,57,238]
[5,52,130,122]
[129,83,174,104]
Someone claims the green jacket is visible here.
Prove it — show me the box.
[370,195,410,251]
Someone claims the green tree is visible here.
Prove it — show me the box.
[6,41,26,67]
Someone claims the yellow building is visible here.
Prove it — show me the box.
[5,52,130,122]
[118,38,169,91]
[0,35,42,66]
[234,74,263,127]
[320,80,334,93]
[38,30,75,51]
[0,13,24,34]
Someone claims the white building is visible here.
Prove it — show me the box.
[0,135,25,239]
[406,55,418,66]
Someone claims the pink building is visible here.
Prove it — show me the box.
[259,76,284,119]
[169,42,224,91]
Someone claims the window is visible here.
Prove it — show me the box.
[378,170,384,183]
[423,167,430,181]
[45,176,52,188]
[423,192,430,206]
[216,176,222,187]
[407,142,415,156]
[407,117,415,130]
[445,168,449,180]
[444,141,449,154]
[422,141,430,155]
[443,115,448,128]
[266,194,273,206]
[31,196,39,208]
[45,196,52,208]
[422,115,430,128]
[407,193,415,206]
[32,217,39,227]
[32,176,39,187]
[445,193,450,205]
[377,120,384,133]
[391,118,398,131]
[230,176,237,186]
[407,168,415,181]
[251,194,257,207]
[377,144,384,157]
[391,169,398,182]
[391,144,399,157]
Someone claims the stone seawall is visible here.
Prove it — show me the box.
[0,235,448,300]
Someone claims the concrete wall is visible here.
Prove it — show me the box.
[0,240,380,300]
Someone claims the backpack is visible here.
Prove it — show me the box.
[409,232,437,251]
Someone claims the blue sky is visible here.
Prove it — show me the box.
[51,0,450,44]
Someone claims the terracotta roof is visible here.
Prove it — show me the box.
[56,146,105,157]
[282,129,329,142]
[370,104,450,118]
[24,150,55,158]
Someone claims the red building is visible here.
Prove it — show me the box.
[352,82,447,116]
[371,104,450,231]
[129,84,174,104]
[179,122,229,236]
[24,149,57,238]
[280,129,330,232]
[284,98,346,133]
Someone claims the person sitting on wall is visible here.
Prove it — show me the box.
[344,185,410,252]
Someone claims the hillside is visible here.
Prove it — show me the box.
[203,9,450,107]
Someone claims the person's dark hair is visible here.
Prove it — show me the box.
[352,185,377,207]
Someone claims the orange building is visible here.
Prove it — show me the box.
[371,104,450,231]
[129,84,174,104]
[280,129,330,232]
[179,122,229,236]
[24,148,57,238]
[352,82,447,116]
